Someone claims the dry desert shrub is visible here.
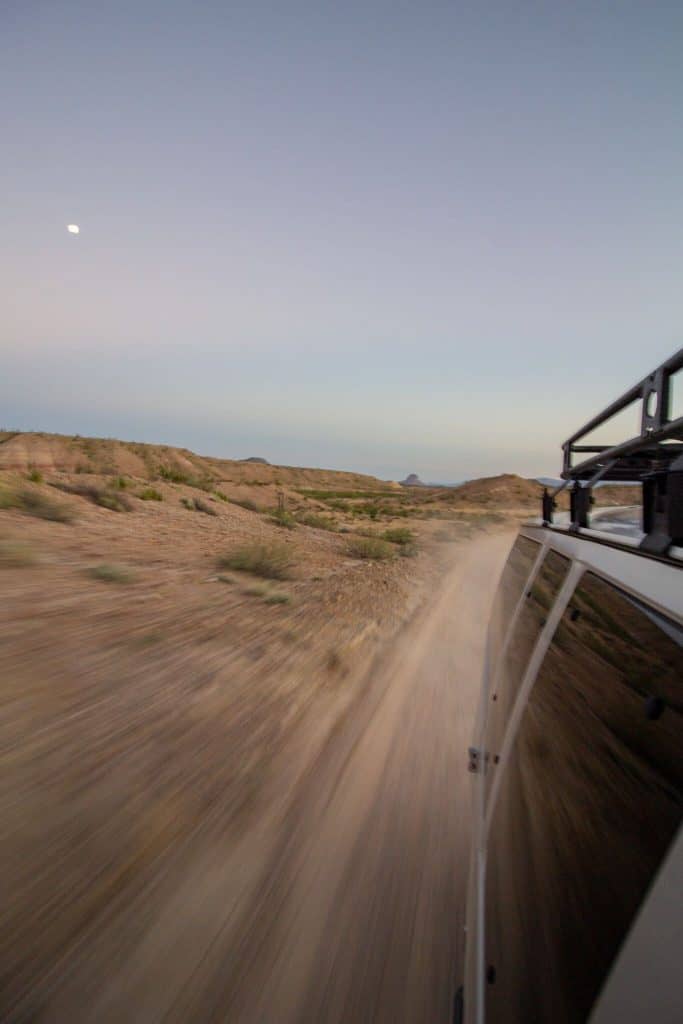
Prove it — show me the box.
[217,542,293,579]
[346,536,394,560]
[87,563,136,583]
[4,486,76,522]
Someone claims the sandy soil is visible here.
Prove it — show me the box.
[1,458,514,1022]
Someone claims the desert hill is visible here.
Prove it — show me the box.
[440,472,640,509]
[0,432,640,512]
[0,431,393,492]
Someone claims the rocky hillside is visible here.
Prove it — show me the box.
[0,432,393,492]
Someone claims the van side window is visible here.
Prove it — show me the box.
[488,535,540,678]
[485,573,683,1024]
[486,548,570,762]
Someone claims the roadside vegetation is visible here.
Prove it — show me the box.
[231,497,260,512]
[296,511,337,531]
[1,482,75,522]
[269,507,296,529]
[179,495,218,515]
[52,480,132,512]
[346,536,394,560]
[87,563,136,583]
[158,466,214,491]
[217,542,292,579]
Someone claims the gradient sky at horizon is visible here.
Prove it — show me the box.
[2,1,681,481]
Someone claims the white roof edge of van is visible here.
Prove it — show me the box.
[521,519,683,563]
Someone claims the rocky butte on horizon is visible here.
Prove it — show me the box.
[399,473,424,487]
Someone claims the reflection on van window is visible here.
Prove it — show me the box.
[487,535,540,678]
[487,548,570,762]
[485,573,683,1023]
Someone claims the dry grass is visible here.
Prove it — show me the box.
[347,536,394,560]
[217,542,293,579]
[269,508,296,529]
[382,527,416,546]
[87,563,136,583]
[231,497,260,512]
[192,497,218,516]
[7,487,76,522]
[52,481,132,512]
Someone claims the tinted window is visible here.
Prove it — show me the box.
[486,549,570,765]
[487,535,540,678]
[485,573,683,1023]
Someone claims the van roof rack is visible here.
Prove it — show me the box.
[542,348,683,555]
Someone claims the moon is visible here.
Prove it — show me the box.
[67,224,80,234]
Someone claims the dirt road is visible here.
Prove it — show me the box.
[36,530,512,1023]
[181,530,512,1023]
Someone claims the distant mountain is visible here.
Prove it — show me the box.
[241,456,270,464]
[399,473,424,487]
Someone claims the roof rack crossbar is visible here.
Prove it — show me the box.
[562,348,683,481]
[548,348,683,555]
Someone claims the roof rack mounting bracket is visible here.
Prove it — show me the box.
[639,453,683,555]
[547,348,683,553]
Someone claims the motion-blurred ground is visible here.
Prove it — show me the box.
[0,432,579,1020]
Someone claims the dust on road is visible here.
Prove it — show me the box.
[17,530,514,1023]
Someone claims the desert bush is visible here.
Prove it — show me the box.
[27,469,43,484]
[296,511,337,531]
[217,542,292,579]
[88,563,136,583]
[213,490,229,501]
[158,466,189,484]
[138,487,163,501]
[356,502,381,520]
[264,592,291,605]
[382,527,416,546]
[269,507,296,529]
[52,481,131,512]
[114,476,128,490]
[193,497,217,516]
[347,536,394,560]
[231,497,259,512]
[179,497,193,509]
[158,466,212,488]
[18,489,74,522]
[244,583,269,596]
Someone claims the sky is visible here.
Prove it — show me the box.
[2,1,681,482]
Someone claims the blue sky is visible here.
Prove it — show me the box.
[2,1,681,481]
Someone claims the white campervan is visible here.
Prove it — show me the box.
[461,350,683,1024]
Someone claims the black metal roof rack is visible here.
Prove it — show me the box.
[542,348,683,555]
